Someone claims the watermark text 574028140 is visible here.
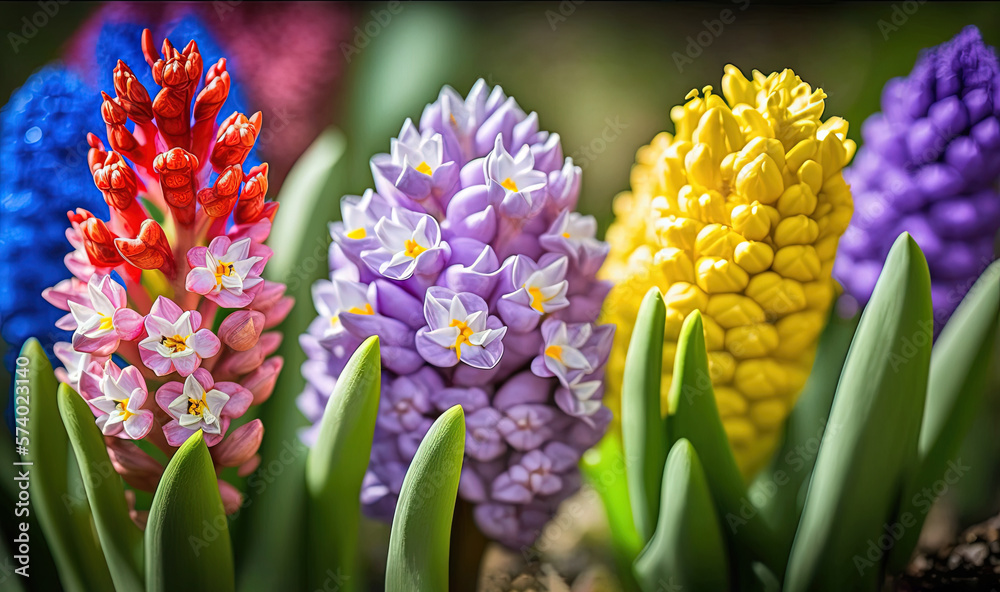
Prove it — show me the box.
[12,356,34,579]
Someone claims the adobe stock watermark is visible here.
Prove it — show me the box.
[672,0,751,73]
[853,458,970,575]
[570,117,629,171]
[340,1,404,63]
[7,0,69,55]
[546,0,585,32]
[877,0,927,41]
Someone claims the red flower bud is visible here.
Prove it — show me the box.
[219,310,265,351]
[113,60,153,124]
[101,92,143,159]
[79,216,124,268]
[235,163,269,224]
[114,219,175,277]
[93,152,138,210]
[153,147,200,225]
[197,163,242,218]
[211,111,262,171]
[87,133,108,174]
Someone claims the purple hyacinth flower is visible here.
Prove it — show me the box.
[300,80,614,549]
[835,26,1000,330]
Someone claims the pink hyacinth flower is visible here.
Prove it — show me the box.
[66,274,144,356]
[185,236,269,308]
[155,368,253,447]
[139,296,221,377]
[80,360,155,439]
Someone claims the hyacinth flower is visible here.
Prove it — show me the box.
[42,29,290,518]
[299,80,615,548]
[835,25,1000,330]
[0,14,256,379]
[602,66,856,476]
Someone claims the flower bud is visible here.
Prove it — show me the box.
[211,419,263,467]
[219,309,265,351]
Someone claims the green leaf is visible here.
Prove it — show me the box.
[785,233,932,592]
[753,311,857,566]
[237,127,347,589]
[666,311,782,573]
[18,339,113,592]
[306,336,381,591]
[887,259,1000,572]
[386,405,466,592]
[581,436,643,592]
[621,287,668,543]
[58,383,143,590]
[634,438,729,592]
[145,430,235,592]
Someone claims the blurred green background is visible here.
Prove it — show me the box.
[4,1,1000,233]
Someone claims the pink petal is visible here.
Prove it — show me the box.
[154,382,185,414]
[185,268,218,296]
[207,235,233,258]
[149,296,183,322]
[162,420,195,447]
[209,289,254,309]
[139,349,174,377]
[216,382,253,418]
[192,368,215,391]
[55,312,78,331]
[113,308,145,340]
[72,332,118,357]
[190,329,221,358]
[100,276,128,307]
[186,246,209,268]
[172,354,199,377]
[123,410,154,440]
[118,366,147,401]
[263,296,295,329]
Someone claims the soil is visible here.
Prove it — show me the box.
[893,512,1000,591]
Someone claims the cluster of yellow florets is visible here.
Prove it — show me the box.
[603,65,855,475]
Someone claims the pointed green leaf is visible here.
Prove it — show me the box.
[666,311,782,573]
[18,339,113,592]
[305,336,381,591]
[785,233,932,592]
[634,439,729,592]
[581,436,642,592]
[386,405,466,592]
[621,287,668,543]
[753,311,857,565]
[145,430,234,592]
[58,383,143,590]
[887,259,1000,572]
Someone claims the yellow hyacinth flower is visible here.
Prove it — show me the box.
[603,66,856,476]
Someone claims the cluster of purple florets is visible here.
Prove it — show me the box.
[298,80,614,548]
[836,26,1000,328]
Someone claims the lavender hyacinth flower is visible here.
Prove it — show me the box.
[299,80,614,548]
[835,26,1000,328]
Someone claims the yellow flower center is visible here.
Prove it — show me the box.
[97,314,115,332]
[449,319,475,360]
[415,161,433,176]
[187,392,209,417]
[404,239,427,258]
[501,177,519,192]
[214,261,236,285]
[527,286,548,313]
[115,400,135,421]
[561,232,571,238]
[160,334,188,353]
[545,344,563,362]
[330,303,374,327]
[346,227,367,240]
